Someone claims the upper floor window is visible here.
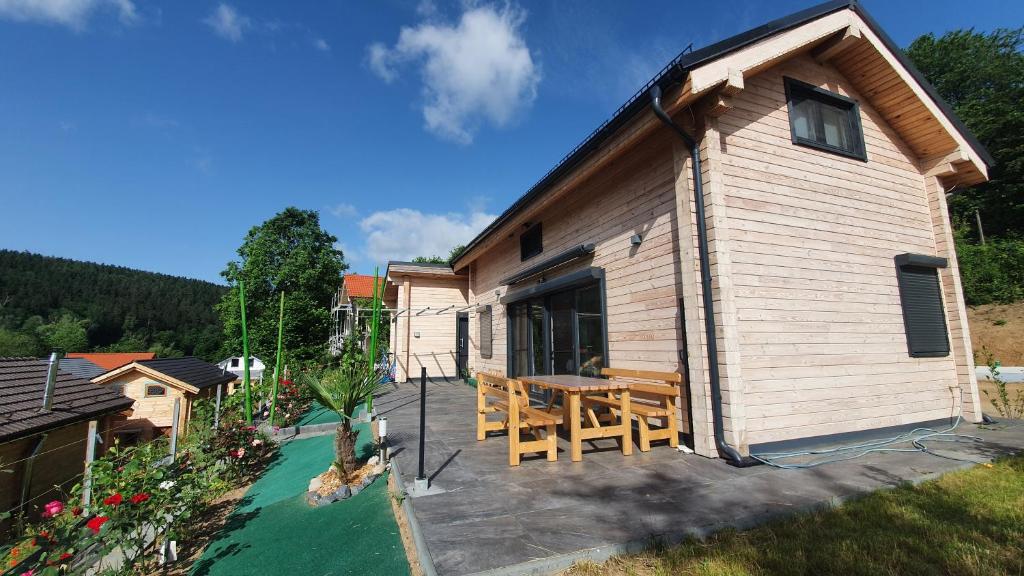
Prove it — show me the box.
[784,77,866,161]
[230,358,239,367]
[520,223,543,261]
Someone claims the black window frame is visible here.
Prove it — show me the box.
[784,77,867,161]
[894,253,950,358]
[520,223,543,262]
[145,383,168,397]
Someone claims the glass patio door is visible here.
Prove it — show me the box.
[509,281,606,381]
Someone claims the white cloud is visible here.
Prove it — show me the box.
[313,37,330,52]
[368,3,540,144]
[359,208,495,263]
[328,203,357,218]
[0,0,137,29]
[204,3,249,43]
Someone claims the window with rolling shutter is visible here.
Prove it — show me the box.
[894,254,950,358]
[478,305,493,359]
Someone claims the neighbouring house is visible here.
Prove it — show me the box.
[330,273,392,355]
[0,356,133,536]
[407,0,993,462]
[217,355,266,381]
[65,351,156,371]
[90,357,236,442]
[59,357,106,379]
[386,261,470,381]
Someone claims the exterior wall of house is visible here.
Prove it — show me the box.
[101,371,191,440]
[712,54,977,446]
[0,420,99,536]
[465,130,702,434]
[392,275,469,381]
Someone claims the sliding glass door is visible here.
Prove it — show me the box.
[509,281,606,380]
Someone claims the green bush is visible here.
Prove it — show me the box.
[956,236,1024,305]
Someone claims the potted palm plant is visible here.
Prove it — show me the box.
[301,362,385,503]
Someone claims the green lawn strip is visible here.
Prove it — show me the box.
[191,423,408,576]
[569,456,1024,576]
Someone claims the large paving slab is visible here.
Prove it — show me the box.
[377,379,1024,576]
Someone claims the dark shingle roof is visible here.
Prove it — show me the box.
[0,358,134,443]
[136,357,237,390]
[60,357,107,379]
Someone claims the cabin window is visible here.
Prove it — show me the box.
[784,77,866,161]
[520,224,543,261]
[230,358,239,368]
[145,384,168,397]
[479,305,493,359]
[894,254,950,357]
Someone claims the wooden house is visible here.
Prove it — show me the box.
[386,261,469,381]
[90,357,236,442]
[0,356,133,536]
[412,0,993,462]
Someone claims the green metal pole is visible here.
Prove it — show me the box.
[366,267,381,414]
[239,280,252,424]
[269,291,285,424]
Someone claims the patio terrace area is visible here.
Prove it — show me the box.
[376,379,1024,576]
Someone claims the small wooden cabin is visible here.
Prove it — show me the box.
[415,0,992,460]
[91,357,236,442]
[0,357,133,536]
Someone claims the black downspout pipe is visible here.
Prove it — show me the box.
[650,84,758,467]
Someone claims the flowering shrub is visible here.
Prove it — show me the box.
[3,418,275,575]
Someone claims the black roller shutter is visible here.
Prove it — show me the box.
[894,254,950,358]
[478,305,492,359]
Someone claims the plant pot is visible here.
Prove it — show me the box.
[465,377,477,388]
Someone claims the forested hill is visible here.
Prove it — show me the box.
[0,250,226,360]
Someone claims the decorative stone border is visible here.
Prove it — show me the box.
[305,456,387,507]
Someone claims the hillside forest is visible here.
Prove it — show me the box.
[0,250,225,360]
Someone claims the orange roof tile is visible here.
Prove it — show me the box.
[65,352,156,371]
[344,274,385,299]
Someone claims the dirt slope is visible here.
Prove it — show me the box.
[968,302,1024,366]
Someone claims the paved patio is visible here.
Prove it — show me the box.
[376,379,1024,576]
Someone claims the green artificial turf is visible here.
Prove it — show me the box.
[567,456,1024,576]
[191,423,408,576]
[295,401,344,426]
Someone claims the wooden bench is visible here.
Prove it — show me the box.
[581,368,682,452]
[476,372,562,466]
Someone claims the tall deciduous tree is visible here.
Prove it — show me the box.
[218,208,347,366]
[906,28,1024,239]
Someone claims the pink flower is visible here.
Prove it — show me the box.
[252,439,262,447]
[41,500,63,518]
[20,570,33,576]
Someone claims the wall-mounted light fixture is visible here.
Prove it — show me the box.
[630,234,643,246]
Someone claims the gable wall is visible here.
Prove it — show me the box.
[393,276,469,381]
[102,371,190,436]
[717,54,964,445]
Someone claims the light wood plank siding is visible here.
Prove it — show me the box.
[466,129,710,448]
[393,276,468,381]
[718,55,968,445]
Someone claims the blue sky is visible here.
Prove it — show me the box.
[1,0,1020,283]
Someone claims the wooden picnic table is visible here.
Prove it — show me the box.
[518,374,632,462]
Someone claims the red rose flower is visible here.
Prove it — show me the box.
[86,516,110,534]
[129,493,150,505]
[59,553,72,561]
[103,493,123,507]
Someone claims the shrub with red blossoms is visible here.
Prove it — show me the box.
[102,493,123,507]
[130,493,150,505]
[86,516,110,534]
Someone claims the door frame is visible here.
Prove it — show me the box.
[455,312,469,378]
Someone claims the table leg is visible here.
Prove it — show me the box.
[620,390,632,456]
[569,392,582,462]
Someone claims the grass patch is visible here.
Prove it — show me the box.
[566,456,1024,576]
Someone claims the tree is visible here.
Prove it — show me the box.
[447,244,466,264]
[300,363,383,482]
[217,208,347,367]
[906,28,1024,239]
[0,328,42,356]
[411,255,446,264]
[36,314,89,352]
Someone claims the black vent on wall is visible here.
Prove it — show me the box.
[894,254,950,358]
